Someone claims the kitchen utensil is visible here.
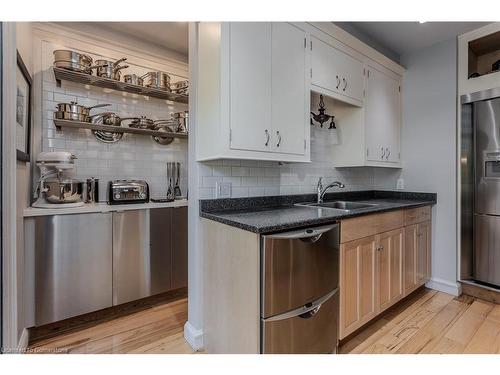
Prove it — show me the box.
[41,178,84,204]
[142,71,171,91]
[171,80,189,95]
[55,102,111,121]
[108,180,149,205]
[53,50,107,74]
[95,58,129,80]
[165,163,176,202]
[174,163,182,198]
[86,177,99,203]
[90,112,124,143]
[123,74,144,86]
[172,111,189,133]
[121,116,155,129]
[152,124,175,145]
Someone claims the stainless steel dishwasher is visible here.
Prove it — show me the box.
[261,224,339,354]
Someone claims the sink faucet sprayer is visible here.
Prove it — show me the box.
[317,177,345,203]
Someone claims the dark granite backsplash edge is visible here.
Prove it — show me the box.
[199,190,437,214]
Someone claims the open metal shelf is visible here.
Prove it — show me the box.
[53,67,189,104]
[53,119,188,139]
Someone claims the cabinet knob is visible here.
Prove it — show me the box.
[386,148,390,160]
[381,147,385,159]
[336,75,340,89]
[276,131,282,148]
[264,129,270,146]
[343,77,347,91]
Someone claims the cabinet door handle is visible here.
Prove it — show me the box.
[343,77,347,91]
[265,129,270,147]
[336,75,340,89]
[276,131,281,148]
[381,147,385,159]
[386,148,390,160]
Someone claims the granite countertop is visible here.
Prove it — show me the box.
[199,191,436,234]
[24,199,188,217]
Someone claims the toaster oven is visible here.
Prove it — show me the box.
[108,180,149,205]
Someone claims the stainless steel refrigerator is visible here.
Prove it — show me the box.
[474,96,500,287]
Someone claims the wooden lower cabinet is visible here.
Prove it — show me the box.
[404,221,431,294]
[379,229,404,311]
[339,207,432,340]
[340,236,378,338]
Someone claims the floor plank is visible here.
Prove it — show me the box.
[30,289,500,354]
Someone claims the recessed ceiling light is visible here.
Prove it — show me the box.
[418,21,427,24]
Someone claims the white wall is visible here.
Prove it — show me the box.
[391,38,459,295]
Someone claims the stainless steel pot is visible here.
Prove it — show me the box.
[121,116,155,129]
[90,112,124,143]
[41,179,83,204]
[95,58,128,81]
[152,125,175,145]
[53,50,107,74]
[142,71,171,91]
[124,74,144,86]
[55,102,111,122]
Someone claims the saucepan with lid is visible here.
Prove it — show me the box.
[142,71,171,91]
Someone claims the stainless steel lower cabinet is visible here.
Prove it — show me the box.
[112,208,187,305]
[34,213,113,326]
[261,289,339,354]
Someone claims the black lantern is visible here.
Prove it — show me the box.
[310,94,336,129]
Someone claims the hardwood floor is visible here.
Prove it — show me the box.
[28,297,196,354]
[28,288,500,354]
[340,288,500,354]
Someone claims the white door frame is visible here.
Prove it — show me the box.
[2,22,19,350]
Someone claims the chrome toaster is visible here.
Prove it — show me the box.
[108,180,149,205]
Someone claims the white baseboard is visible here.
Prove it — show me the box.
[184,321,204,351]
[426,277,462,296]
[17,328,30,353]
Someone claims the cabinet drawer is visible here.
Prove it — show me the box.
[404,206,431,226]
[340,210,404,243]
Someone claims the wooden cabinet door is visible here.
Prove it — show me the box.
[416,221,431,286]
[404,224,418,295]
[340,235,378,339]
[365,66,401,163]
[378,229,404,311]
[229,22,272,153]
[271,22,307,156]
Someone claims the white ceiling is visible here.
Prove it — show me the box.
[340,22,490,57]
[94,22,189,57]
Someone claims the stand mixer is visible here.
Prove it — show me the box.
[32,151,85,208]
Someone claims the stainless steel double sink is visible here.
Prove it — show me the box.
[295,200,379,212]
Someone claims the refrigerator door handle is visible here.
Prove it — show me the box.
[263,287,338,322]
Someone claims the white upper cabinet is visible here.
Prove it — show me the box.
[197,22,310,162]
[271,23,308,155]
[365,66,401,164]
[229,23,272,153]
[311,36,365,105]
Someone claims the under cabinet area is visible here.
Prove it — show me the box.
[25,206,188,326]
[339,207,431,339]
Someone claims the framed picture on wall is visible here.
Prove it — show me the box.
[16,50,32,162]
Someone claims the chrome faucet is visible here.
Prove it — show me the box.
[317,177,345,203]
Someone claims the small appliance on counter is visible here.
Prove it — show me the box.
[32,151,85,209]
[108,180,149,205]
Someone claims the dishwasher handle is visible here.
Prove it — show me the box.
[263,287,338,322]
[264,224,338,241]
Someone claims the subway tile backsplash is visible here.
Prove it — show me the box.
[198,125,387,199]
[39,41,188,202]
